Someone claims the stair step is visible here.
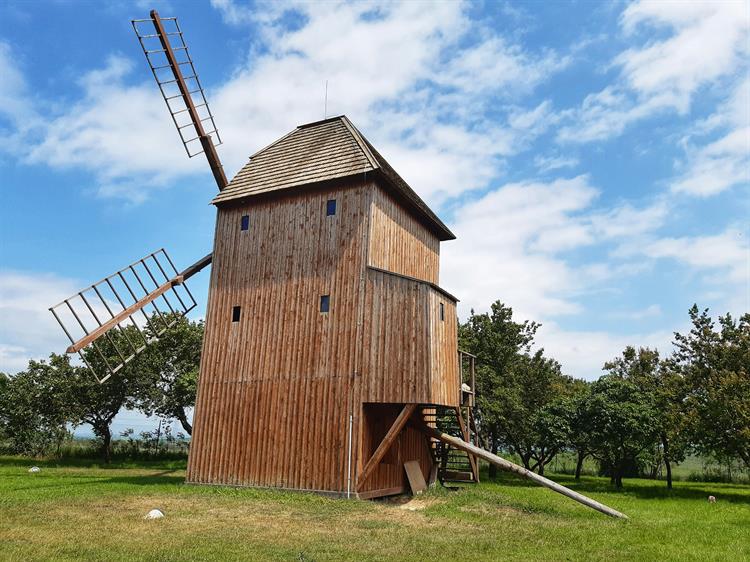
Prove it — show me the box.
[441,470,475,482]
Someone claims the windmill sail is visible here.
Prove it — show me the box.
[48,11,230,382]
[132,10,228,191]
[49,250,209,383]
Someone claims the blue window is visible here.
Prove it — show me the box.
[326,199,336,216]
[232,306,241,322]
[320,295,330,313]
[240,215,249,231]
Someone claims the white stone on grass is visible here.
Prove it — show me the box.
[28,466,40,473]
[145,509,165,519]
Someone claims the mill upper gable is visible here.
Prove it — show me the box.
[211,116,455,285]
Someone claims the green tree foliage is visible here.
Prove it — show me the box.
[604,346,689,488]
[0,357,73,456]
[73,324,151,462]
[133,314,203,435]
[582,375,660,488]
[669,306,750,470]
[459,301,584,475]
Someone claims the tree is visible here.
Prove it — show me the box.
[458,302,539,477]
[0,358,73,456]
[67,324,149,462]
[669,306,750,470]
[133,315,203,435]
[459,301,583,475]
[566,383,593,480]
[604,346,689,488]
[582,375,659,488]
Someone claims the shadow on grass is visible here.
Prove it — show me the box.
[480,469,750,504]
[5,470,186,493]
[0,454,187,471]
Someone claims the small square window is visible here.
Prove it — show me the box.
[232,306,241,322]
[240,215,249,231]
[439,302,445,321]
[326,199,336,216]
[320,294,330,313]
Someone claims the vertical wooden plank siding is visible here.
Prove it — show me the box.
[187,181,371,492]
[357,404,432,494]
[186,177,458,498]
[367,187,440,284]
[359,268,459,408]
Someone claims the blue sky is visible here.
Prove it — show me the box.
[0,0,748,436]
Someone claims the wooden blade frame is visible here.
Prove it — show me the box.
[132,10,228,191]
[49,249,209,383]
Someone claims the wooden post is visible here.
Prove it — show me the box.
[414,421,628,519]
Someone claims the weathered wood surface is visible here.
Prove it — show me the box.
[404,460,427,494]
[189,177,460,498]
[416,422,629,519]
[360,268,459,407]
[368,187,439,284]
[357,404,417,491]
[188,181,372,491]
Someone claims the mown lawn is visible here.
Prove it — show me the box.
[0,456,748,561]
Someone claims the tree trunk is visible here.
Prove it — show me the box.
[94,421,112,464]
[661,433,672,490]
[177,408,192,435]
[489,436,498,479]
[538,461,545,476]
[575,450,585,480]
[614,462,624,489]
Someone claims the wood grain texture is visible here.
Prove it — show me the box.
[188,177,460,498]
[367,187,440,284]
[188,180,371,491]
[359,268,459,407]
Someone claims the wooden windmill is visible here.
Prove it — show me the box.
[49,10,625,517]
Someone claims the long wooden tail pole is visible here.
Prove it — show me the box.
[415,421,628,519]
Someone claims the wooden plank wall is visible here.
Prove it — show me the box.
[359,268,459,408]
[357,403,432,495]
[429,291,460,408]
[367,187,440,284]
[187,180,372,492]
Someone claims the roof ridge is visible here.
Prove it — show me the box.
[338,116,380,170]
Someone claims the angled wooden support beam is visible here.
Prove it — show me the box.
[357,403,417,491]
[410,419,628,519]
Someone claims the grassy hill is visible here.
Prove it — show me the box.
[1,456,747,561]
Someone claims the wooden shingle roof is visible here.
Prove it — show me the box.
[212,115,455,241]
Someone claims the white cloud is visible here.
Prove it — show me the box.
[23,55,204,203]
[2,2,569,205]
[534,153,579,173]
[559,0,750,144]
[209,0,254,25]
[535,322,674,380]
[0,271,80,374]
[644,227,749,285]
[671,78,750,197]
[441,175,669,321]
[619,0,748,108]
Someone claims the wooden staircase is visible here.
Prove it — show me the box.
[421,406,479,484]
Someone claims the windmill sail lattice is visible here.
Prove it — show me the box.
[49,249,203,383]
[132,11,228,191]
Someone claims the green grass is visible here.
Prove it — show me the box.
[1,456,748,561]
